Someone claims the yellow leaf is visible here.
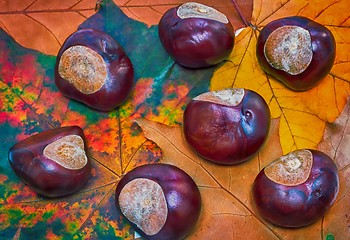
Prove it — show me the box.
[212,0,350,153]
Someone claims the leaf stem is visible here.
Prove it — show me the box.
[231,0,254,29]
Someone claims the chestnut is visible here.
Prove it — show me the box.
[158,2,235,68]
[256,16,336,91]
[183,88,270,164]
[115,163,201,240]
[55,28,134,111]
[252,149,339,228]
[8,126,91,198]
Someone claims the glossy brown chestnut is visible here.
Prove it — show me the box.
[158,2,235,68]
[256,16,336,91]
[55,28,134,111]
[252,149,339,228]
[115,163,201,240]
[8,126,91,198]
[183,88,270,164]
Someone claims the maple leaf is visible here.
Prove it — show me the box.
[1,0,349,239]
[0,0,97,56]
[136,117,348,239]
[0,0,217,238]
[116,0,252,27]
[0,0,252,55]
[318,98,350,240]
[211,0,350,154]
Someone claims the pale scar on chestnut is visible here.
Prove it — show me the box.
[177,2,228,24]
[264,149,313,186]
[58,45,107,94]
[43,135,88,170]
[193,88,245,106]
[264,26,313,75]
[118,178,168,236]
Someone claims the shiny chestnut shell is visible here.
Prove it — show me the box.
[55,28,134,111]
[8,126,91,198]
[252,149,339,228]
[183,88,271,164]
[115,163,201,240]
[256,16,336,91]
[158,2,234,68]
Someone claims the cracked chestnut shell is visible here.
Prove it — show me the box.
[252,149,339,228]
[115,163,201,240]
[158,2,235,68]
[183,88,271,164]
[8,126,91,198]
[55,28,134,111]
[256,16,336,91]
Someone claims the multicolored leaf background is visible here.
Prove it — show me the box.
[0,0,349,239]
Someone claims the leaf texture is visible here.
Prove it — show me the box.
[211,0,350,154]
[0,0,252,55]
[318,98,350,240]
[116,0,252,27]
[0,0,215,238]
[1,0,350,239]
[136,118,347,239]
[0,0,97,55]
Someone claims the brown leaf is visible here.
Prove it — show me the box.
[136,118,336,239]
[318,98,350,240]
[117,0,253,28]
[2,0,348,238]
[135,118,280,239]
[1,0,252,55]
[0,0,97,55]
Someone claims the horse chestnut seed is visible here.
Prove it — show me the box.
[183,88,270,164]
[256,16,336,91]
[55,28,134,111]
[8,126,91,198]
[115,163,201,240]
[252,149,339,228]
[158,2,235,68]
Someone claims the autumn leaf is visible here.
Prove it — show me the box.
[0,0,252,55]
[0,0,97,56]
[318,97,350,240]
[211,0,350,154]
[1,0,349,239]
[0,0,218,238]
[136,117,347,239]
[116,0,252,27]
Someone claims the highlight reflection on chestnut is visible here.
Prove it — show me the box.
[158,2,235,68]
[252,149,339,228]
[55,28,134,111]
[256,16,336,91]
[115,163,201,240]
[8,126,91,198]
[183,88,271,164]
